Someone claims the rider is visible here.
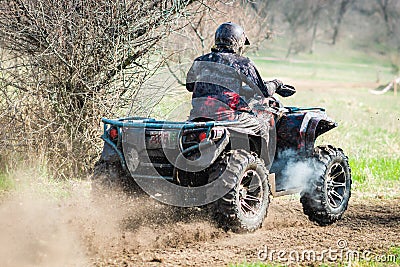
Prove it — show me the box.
[186,22,286,139]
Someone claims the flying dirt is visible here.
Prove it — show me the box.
[0,170,399,266]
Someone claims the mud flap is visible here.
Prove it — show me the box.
[100,142,120,163]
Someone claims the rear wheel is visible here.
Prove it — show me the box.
[91,161,143,194]
[213,150,270,232]
[300,145,351,226]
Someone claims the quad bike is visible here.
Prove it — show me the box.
[92,85,351,232]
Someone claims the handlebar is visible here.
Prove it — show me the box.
[241,82,296,101]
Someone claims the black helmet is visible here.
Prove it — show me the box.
[214,22,250,53]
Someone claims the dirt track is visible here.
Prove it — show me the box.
[83,193,400,267]
[0,182,399,267]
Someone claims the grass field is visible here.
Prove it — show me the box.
[250,40,400,198]
[252,38,395,83]
[279,84,399,195]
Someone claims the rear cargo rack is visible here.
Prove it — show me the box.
[102,118,240,129]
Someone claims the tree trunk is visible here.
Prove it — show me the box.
[376,0,393,35]
[332,0,351,45]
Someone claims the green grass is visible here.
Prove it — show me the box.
[290,88,400,197]
[350,158,400,183]
[15,165,78,201]
[0,172,13,192]
[389,247,400,265]
[253,58,394,83]
[250,37,395,83]
[230,262,283,267]
[231,246,400,266]
[0,165,82,200]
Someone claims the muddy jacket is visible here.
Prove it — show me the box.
[186,48,277,120]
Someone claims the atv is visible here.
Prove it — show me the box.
[92,85,351,232]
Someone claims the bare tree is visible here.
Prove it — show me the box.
[308,0,331,53]
[279,0,315,57]
[376,0,393,35]
[331,0,353,44]
[0,0,205,177]
[159,0,272,86]
[353,0,400,74]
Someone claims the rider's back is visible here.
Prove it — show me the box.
[186,49,270,120]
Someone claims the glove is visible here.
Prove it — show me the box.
[263,79,283,97]
[271,79,283,89]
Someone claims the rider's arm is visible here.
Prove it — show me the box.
[239,59,278,97]
[186,62,196,92]
[186,82,194,92]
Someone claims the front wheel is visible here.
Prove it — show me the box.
[300,145,352,226]
[213,150,270,232]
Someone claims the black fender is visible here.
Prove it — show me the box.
[300,112,337,153]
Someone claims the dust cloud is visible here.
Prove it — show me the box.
[0,200,87,266]
[0,169,133,267]
[272,149,324,192]
[0,169,223,267]
[0,186,88,266]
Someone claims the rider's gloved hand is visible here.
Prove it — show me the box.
[271,79,283,89]
[263,79,283,97]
